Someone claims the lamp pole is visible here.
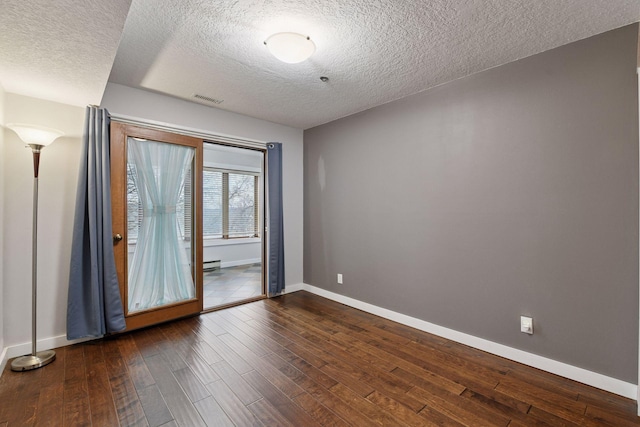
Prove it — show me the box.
[7,124,62,372]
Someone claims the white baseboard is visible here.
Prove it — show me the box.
[299,284,637,400]
[221,258,261,268]
[0,346,7,375]
[284,283,304,294]
[1,334,94,376]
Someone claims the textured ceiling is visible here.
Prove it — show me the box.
[0,0,132,106]
[2,1,638,129]
[109,0,639,129]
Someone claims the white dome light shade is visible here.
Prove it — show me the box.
[264,32,316,64]
[7,123,64,147]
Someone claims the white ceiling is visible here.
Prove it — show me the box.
[2,1,638,129]
[0,0,132,107]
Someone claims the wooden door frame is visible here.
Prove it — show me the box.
[111,122,204,331]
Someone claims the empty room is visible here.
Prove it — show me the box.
[1,0,640,425]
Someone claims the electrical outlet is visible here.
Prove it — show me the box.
[337,274,343,284]
[521,316,533,335]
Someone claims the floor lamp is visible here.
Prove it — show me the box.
[7,123,64,371]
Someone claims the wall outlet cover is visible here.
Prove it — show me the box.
[521,316,533,334]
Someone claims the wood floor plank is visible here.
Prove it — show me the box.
[217,332,269,362]
[409,385,505,427]
[193,396,235,427]
[1,291,639,426]
[190,341,224,365]
[206,380,264,427]
[132,328,163,358]
[393,366,517,425]
[137,384,173,427]
[224,305,254,322]
[459,388,541,426]
[173,367,210,403]
[117,334,156,391]
[263,349,339,392]
[33,383,63,427]
[194,325,255,374]
[292,392,351,427]
[33,348,66,426]
[585,404,640,427]
[302,380,381,426]
[320,361,376,397]
[104,349,148,427]
[211,361,262,405]
[526,406,586,427]
[365,389,444,427]
[282,341,330,369]
[327,383,407,427]
[83,339,120,426]
[178,347,221,385]
[246,398,296,427]
[232,344,307,400]
[144,353,207,427]
[164,323,221,385]
[63,344,91,426]
[242,370,322,427]
[496,382,601,426]
[217,310,292,353]
[199,315,229,336]
[579,392,638,417]
[244,318,296,348]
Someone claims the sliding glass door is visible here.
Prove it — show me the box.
[201,142,265,310]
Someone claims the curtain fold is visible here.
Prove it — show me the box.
[127,139,195,311]
[267,143,285,296]
[67,107,126,339]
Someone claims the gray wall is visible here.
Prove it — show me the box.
[304,24,639,382]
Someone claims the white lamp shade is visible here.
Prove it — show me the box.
[7,123,64,147]
[265,32,316,64]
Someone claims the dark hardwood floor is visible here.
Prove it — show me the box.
[1,291,638,426]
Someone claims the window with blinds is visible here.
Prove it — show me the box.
[128,166,259,241]
[203,170,223,237]
[127,163,191,242]
[227,172,258,238]
[127,163,142,240]
[205,168,259,239]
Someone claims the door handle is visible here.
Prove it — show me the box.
[113,233,123,243]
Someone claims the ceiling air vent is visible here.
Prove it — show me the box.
[193,94,224,104]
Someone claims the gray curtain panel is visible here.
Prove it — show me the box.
[267,142,285,296]
[67,107,126,339]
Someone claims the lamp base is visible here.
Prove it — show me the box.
[10,350,56,372]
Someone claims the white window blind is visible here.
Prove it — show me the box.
[203,170,223,238]
[203,167,259,239]
[227,173,257,238]
[129,166,259,241]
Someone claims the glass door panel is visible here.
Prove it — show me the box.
[201,142,265,310]
[126,138,195,313]
[111,122,203,331]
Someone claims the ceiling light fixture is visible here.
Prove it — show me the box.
[264,32,315,64]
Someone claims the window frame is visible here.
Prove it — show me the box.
[202,166,260,240]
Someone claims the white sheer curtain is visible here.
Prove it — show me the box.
[128,139,195,312]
